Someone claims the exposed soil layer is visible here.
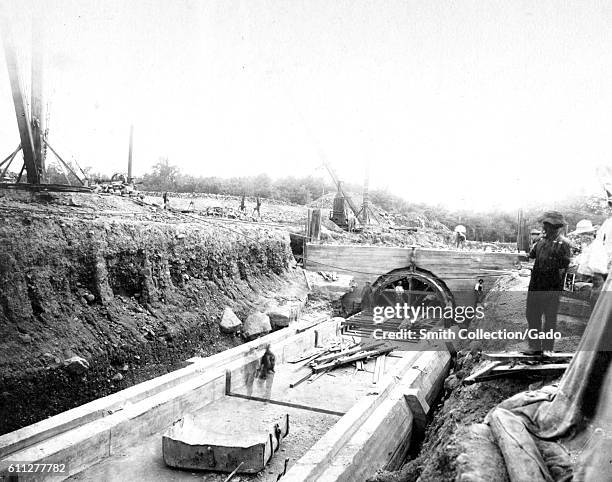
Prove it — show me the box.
[0,190,304,434]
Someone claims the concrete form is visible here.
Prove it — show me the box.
[1,314,451,481]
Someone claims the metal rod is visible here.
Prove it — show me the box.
[0,145,21,180]
[0,144,20,169]
[127,124,133,182]
[226,392,345,417]
[222,462,244,482]
[16,163,26,183]
[42,138,84,185]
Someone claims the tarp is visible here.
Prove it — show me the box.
[486,276,612,481]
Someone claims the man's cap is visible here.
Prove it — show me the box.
[537,211,566,226]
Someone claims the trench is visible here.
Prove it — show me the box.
[0,318,451,482]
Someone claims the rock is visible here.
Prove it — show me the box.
[19,334,32,344]
[266,303,300,329]
[64,356,90,375]
[444,374,460,392]
[219,307,242,334]
[242,311,271,340]
[519,268,531,277]
[112,373,124,382]
[85,293,95,303]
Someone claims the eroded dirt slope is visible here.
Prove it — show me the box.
[0,191,300,433]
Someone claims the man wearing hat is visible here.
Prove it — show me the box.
[524,211,571,354]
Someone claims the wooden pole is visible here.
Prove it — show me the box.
[308,208,321,241]
[43,139,84,185]
[16,162,26,183]
[361,161,370,225]
[0,144,20,169]
[0,14,40,184]
[31,11,45,175]
[0,145,21,180]
[127,124,134,182]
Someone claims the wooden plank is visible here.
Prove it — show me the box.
[483,352,573,361]
[313,346,395,372]
[226,393,344,417]
[403,388,429,436]
[491,363,569,373]
[463,361,502,385]
[288,347,326,364]
[314,343,384,365]
[372,355,386,384]
[289,368,314,388]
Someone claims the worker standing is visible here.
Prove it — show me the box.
[454,225,467,249]
[524,211,571,354]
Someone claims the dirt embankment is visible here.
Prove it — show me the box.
[0,202,299,434]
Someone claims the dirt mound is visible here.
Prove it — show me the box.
[0,190,302,434]
[142,192,307,225]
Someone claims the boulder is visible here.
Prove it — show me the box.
[266,301,304,329]
[243,312,271,340]
[219,307,242,334]
[64,356,90,375]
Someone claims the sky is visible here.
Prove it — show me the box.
[0,0,611,211]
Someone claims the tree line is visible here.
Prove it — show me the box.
[100,158,612,242]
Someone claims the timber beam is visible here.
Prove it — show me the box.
[0,14,40,184]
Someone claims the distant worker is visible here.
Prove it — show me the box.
[163,192,170,210]
[240,194,246,212]
[347,214,357,232]
[454,225,467,249]
[524,211,571,355]
[474,278,484,305]
[394,282,404,304]
[258,344,276,380]
[253,196,261,217]
[466,278,485,327]
[455,231,466,249]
